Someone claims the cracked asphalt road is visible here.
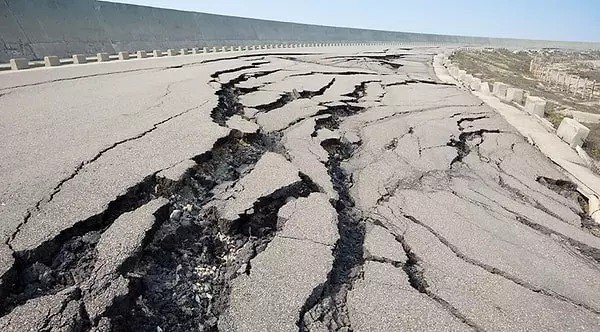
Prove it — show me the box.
[1,46,599,331]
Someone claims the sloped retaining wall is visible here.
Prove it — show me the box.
[1,0,599,62]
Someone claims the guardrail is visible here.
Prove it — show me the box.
[1,42,399,72]
[1,41,469,72]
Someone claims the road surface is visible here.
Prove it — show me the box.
[0,46,599,331]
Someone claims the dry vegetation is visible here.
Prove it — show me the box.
[451,49,600,159]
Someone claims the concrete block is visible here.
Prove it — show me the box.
[72,54,87,64]
[211,47,217,52]
[191,48,199,54]
[153,50,163,57]
[589,194,600,222]
[463,74,474,85]
[492,82,508,99]
[10,58,29,70]
[557,118,590,148]
[203,47,208,53]
[180,48,188,55]
[97,52,109,62]
[136,50,147,59]
[480,81,491,95]
[470,78,481,91]
[44,56,60,67]
[229,46,235,52]
[450,67,459,78]
[118,52,129,60]
[221,46,227,52]
[570,111,600,124]
[243,46,249,51]
[167,49,178,56]
[524,96,546,116]
[506,88,524,103]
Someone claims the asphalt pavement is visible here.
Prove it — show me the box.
[0,45,599,331]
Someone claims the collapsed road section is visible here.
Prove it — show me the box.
[0,47,599,331]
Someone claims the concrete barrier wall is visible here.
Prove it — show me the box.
[1,0,599,62]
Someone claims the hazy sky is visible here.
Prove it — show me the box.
[104,0,600,42]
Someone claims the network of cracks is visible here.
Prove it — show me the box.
[1,50,599,332]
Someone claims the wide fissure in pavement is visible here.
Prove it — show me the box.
[113,69,322,331]
[298,83,372,331]
[0,175,160,318]
[298,136,365,332]
[4,48,600,331]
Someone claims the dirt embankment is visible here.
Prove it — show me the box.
[451,49,600,159]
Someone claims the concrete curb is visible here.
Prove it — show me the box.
[435,52,600,223]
